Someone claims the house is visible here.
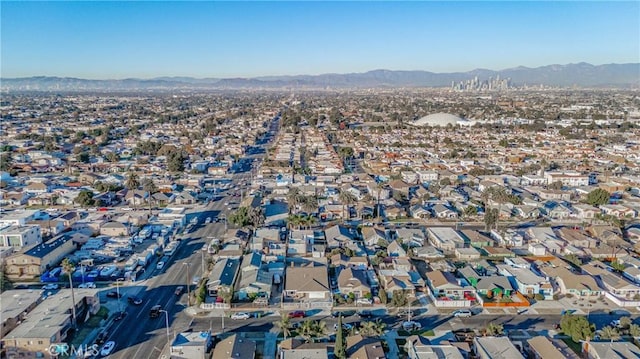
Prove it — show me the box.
[539,265,601,297]
[432,203,458,219]
[527,336,580,359]
[395,228,426,248]
[582,341,640,359]
[581,261,640,300]
[378,269,416,298]
[556,227,598,249]
[212,334,255,359]
[404,335,465,359]
[387,240,407,257]
[324,225,354,249]
[497,265,553,299]
[474,337,524,359]
[337,267,371,299]
[1,289,100,359]
[572,203,599,219]
[459,230,492,248]
[0,290,42,338]
[427,227,466,252]
[410,205,431,219]
[252,228,282,255]
[5,232,76,279]
[455,247,481,260]
[170,331,213,359]
[288,230,314,256]
[346,335,385,359]
[99,221,129,237]
[361,226,387,247]
[207,258,240,297]
[283,265,330,304]
[172,191,196,205]
[426,270,475,306]
[0,225,42,249]
[265,200,289,227]
[236,253,271,300]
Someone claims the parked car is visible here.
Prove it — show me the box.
[80,282,97,289]
[453,309,472,318]
[100,341,116,356]
[114,312,126,321]
[402,321,422,331]
[205,217,212,224]
[611,319,622,328]
[356,298,372,305]
[175,286,184,296]
[157,261,165,270]
[332,310,356,318]
[357,310,373,319]
[192,276,200,285]
[127,296,143,305]
[106,291,122,298]
[231,312,250,320]
[42,284,59,290]
[288,311,305,318]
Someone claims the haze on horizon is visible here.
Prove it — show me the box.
[1,1,638,80]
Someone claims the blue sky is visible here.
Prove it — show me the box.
[1,1,638,79]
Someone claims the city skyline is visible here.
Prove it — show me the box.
[1,1,639,79]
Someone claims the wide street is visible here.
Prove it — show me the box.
[103,116,279,358]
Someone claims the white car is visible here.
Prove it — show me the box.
[356,298,372,305]
[157,261,165,270]
[42,284,59,290]
[205,217,212,224]
[78,282,96,289]
[453,309,472,318]
[402,321,422,331]
[334,323,353,331]
[100,341,116,356]
[231,312,250,320]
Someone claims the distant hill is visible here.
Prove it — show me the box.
[2,62,638,91]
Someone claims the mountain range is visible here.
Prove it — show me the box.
[2,62,638,91]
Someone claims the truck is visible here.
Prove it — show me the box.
[138,251,153,267]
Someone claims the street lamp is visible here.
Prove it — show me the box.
[183,263,191,306]
[116,278,125,313]
[159,309,170,344]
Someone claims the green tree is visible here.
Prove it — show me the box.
[378,288,388,304]
[106,152,120,162]
[142,178,157,214]
[75,190,96,207]
[275,314,292,340]
[0,262,13,293]
[464,205,478,217]
[338,191,357,222]
[560,314,595,342]
[335,316,346,359]
[619,316,632,329]
[498,138,509,147]
[78,152,90,163]
[564,253,582,267]
[484,208,498,231]
[0,152,13,172]
[599,325,621,341]
[484,322,504,336]
[391,290,408,307]
[628,324,640,337]
[586,188,610,207]
[125,171,140,191]
[61,258,78,327]
[610,260,626,272]
[358,319,386,337]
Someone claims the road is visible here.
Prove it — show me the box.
[103,115,279,359]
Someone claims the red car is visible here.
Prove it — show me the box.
[288,311,305,318]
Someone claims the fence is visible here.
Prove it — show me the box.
[480,292,530,308]
[605,292,640,307]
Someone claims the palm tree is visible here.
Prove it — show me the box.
[599,325,621,341]
[301,195,319,215]
[275,314,292,340]
[298,320,316,343]
[338,191,357,223]
[288,214,302,230]
[286,188,303,214]
[125,171,140,210]
[61,258,77,328]
[628,324,640,337]
[141,178,157,214]
[359,319,386,337]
